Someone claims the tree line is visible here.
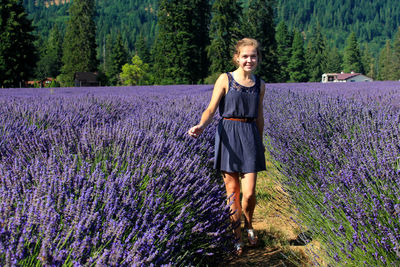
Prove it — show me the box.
[24,0,157,55]
[2,0,400,87]
[275,0,400,56]
[25,0,400,62]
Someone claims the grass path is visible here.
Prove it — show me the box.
[221,157,324,266]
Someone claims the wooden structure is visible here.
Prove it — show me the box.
[74,72,99,87]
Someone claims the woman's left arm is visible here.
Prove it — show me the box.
[256,80,265,141]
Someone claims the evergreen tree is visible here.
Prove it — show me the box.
[323,45,342,73]
[107,33,129,85]
[0,0,37,87]
[153,0,210,84]
[242,0,278,82]
[275,21,292,82]
[288,29,307,82]
[342,32,363,73]
[34,37,47,79]
[392,26,400,80]
[35,24,63,79]
[207,0,242,75]
[102,34,114,80]
[361,43,375,79]
[190,0,210,83]
[61,0,98,86]
[377,40,394,81]
[305,23,327,82]
[135,35,151,64]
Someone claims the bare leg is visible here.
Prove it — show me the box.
[241,172,257,230]
[222,171,242,243]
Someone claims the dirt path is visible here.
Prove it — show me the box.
[221,161,324,266]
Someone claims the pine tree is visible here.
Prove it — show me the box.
[191,0,210,83]
[288,29,308,82]
[392,26,400,80]
[153,0,210,84]
[0,0,37,87]
[207,0,242,76]
[342,32,363,73]
[35,36,47,78]
[305,23,327,82]
[377,40,394,81]
[242,0,278,82]
[61,0,98,86]
[135,35,151,64]
[103,34,114,81]
[361,43,375,79]
[323,45,342,73]
[47,24,63,77]
[107,33,129,85]
[36,24,63,79]
[275,21,292,82]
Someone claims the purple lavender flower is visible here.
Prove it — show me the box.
[264,81,400,265]
[0,85,233,265]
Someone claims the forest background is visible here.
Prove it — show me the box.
[1,0,400,87]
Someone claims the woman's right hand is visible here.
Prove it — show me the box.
[188,125,204,138]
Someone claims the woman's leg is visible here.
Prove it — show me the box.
[241,172,257,230]
[222,171,242,242]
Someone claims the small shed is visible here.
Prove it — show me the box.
[25,77,55,88]
[322,72,373,83]
[74,72,99,87]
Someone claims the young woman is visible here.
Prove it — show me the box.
[188,38,266,255]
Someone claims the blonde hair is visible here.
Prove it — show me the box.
[232,38,262,67]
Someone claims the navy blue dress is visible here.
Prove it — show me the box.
[213,72,266,173]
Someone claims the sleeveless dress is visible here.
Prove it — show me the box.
[213,72,266,173]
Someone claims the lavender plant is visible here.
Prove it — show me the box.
[264,82,400,265]
[0,86,233,266]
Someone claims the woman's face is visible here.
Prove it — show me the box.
[236,45,258,72]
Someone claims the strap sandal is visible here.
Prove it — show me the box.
[234,241,244,256]
[245,228,258,246]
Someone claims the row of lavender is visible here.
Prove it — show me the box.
[0,86,233,266]
[264,81,400,265]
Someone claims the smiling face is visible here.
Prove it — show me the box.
[235,45,258,72]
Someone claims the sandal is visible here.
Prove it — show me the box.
[245,228,258,246]
[234,242,244,256]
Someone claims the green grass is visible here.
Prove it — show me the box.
[250,151,323,267]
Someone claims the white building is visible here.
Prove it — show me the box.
[321,71,373,83]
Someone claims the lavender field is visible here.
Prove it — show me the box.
[264,81,400,265]
[2,81,400,265]
[0,85,234,266]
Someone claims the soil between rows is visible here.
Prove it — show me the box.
[220,162,324,267]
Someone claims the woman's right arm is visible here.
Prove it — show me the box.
[188,73,228,138]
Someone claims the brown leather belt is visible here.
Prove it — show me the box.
[223,117,255,122]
